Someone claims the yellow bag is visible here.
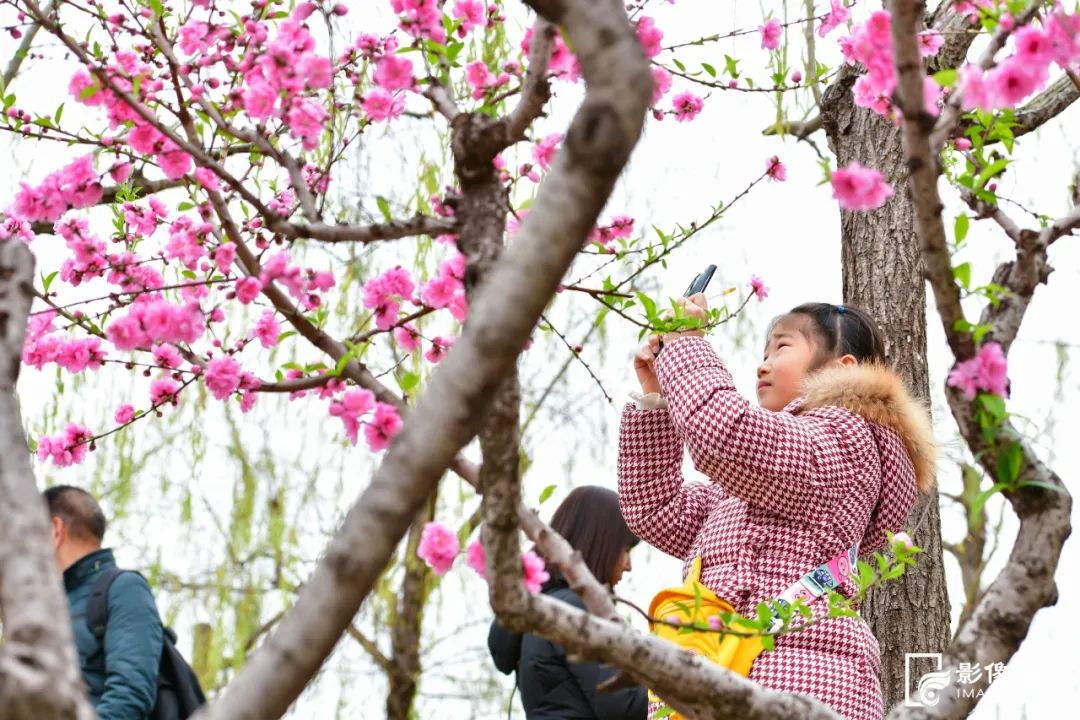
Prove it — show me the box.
[646,556,765,715]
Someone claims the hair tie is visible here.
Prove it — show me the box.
[835,304,847,314]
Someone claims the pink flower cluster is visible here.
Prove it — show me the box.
[636,16,664,58]
[327,388,403,450]
[587,215,634,250]
[420,253,467,321]
[259,251,334,310]
[958,13,1080,111]
[364,266,416,330]
[239,3,333,148]
[56,217,107,287]
[105,299,206,351]
[391,0,446,43]
[947,341,1009,399]
[522,25,579,81]
[22,312,106,373]
[818,0,850,38]
[0,215,33,243]
[11,154,102,223]
[830,161,894,211]
[452,0,489,36]
[421,529,549,593]
[464,60,511,100]
[37,423,94,467]
[760,18,782,50]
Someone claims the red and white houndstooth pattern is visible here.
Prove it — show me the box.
[619,337,918,720]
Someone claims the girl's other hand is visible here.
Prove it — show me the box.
[634,334,662,395]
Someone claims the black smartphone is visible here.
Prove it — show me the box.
[684,264,717,297]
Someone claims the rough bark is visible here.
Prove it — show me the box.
[0,241,94,720]
[820,48,952,720]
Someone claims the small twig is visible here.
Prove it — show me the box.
[539,313,613,404]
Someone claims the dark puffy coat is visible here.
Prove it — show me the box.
[65,548,164,720]
[487,577,647,720]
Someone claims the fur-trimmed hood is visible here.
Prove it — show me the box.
[795,363,937,494]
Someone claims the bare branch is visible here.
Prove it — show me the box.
[272,214,457,244]
[506,19,556,141]
[762,113,823,139]
[346,624,393,674]
[1,1,57,90]
[958,186,1024,244]
[423,79,460,121]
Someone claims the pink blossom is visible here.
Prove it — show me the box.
[650,67,672,105]
[194,167,220,191]
[235,276,262,304]
[532,133,562,171]
[157,149,192,180]
[287,98,328,149]
[242,79,277,120]
[766,156,786,182]
[521,550,550,593]
[464,60,493,98]
[177,20,210,55]
[986,59,1044,108]
[364,402,403,451]
[421,275,458,309]
[214,243,236,273]
[1014,26,1053,66]
[110,162,133,184]
[425,335,454,364]
[373,55,415,91]
[253,310,281,348]
[818,0,850,38]
[417,521,459,576]
[830,161,893,211]
[114,404,135,424]
[328,388,376,444]
[636,16,664,58]
[947,342,1009,399]
[953,137,973,151]
[452,0,486,33]
[465,539,486,578]
[127,124,164,154]
[760,18,782,50]
[959,64,993,110]
[150,377,181,405]
[37,423,94,467]
[394,324,422,352]
[671,92,704,122]
[918,31,945,57]
[749,275,769,301]
[204,356,242,400]
[362,88,405,122]
[152,344,183,369]
[10,154,103,223]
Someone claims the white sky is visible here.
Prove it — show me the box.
[2,1,1078,718]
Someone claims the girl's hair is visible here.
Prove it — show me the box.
[547,486,639,585]
[781,302,887,366]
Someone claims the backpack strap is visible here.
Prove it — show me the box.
[85,566,128,641]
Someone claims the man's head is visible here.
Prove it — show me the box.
[43,485,106,572]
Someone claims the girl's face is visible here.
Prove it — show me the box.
[756,316,821,411]
[610,546,633,588]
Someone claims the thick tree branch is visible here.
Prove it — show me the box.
[890,0,975,360]
[0,240,94,720]
[273,213,458,244]
[29,176,186,235]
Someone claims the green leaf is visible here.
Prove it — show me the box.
[54,103,64,125]
[376,196,392,222]
[672,58,686,72]
[761,633,775,651]
[954,214,970,245]
[636,292,658,322]
[953,262,971,290]
[702,62,717,78]
[398,371,420,392]
[996,441,1023,484]
[724,54,739,77]
[971,481,1009,520]
[654,706,676,718]
[41,270,58,294]
[932,68,959,87]
[1016,479,1068,494]
[977,393,1007,423]
[177,201,195,211]
[539,484,556,504]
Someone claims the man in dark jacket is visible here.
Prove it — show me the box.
[488,573,648,719]
[45,485,164,720]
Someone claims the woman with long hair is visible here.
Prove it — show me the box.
[487,485,647,719]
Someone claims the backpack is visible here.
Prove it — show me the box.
[86,568,207,720]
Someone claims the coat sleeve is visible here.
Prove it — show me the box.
[618,402,713,559]
[97,572,164,720]
[558,591,649,720]
[654,336,856,519]
[487,619,522,675]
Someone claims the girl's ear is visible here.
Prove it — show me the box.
[835,353,858,367]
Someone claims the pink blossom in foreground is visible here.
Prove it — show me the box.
[452,0,486,34]
[204,356,242,400]
[150,377,181,405]
[918,30,944,57]
[532,133,562,171]
[650,67,672,105]
[749,275,769,301]
[830,161,893,211]
[394,324,422,352]
[373,55,415,92]
[947,341,1009,399]
[522,550,550,593]
[466,539,486,578]
[253,309,280,348]
[114,404,135,424]
[417,521,459,576]
[424,336,454,364]
[636,16,664,58]
[760,18,782,50]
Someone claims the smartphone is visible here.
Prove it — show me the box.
[684,264,717,297]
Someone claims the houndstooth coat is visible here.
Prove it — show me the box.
[618,337,936,720]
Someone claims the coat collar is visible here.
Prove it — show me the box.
[792,363,937,494]
[63,548,115,592]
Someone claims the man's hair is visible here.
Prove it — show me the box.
[43,485,106,543]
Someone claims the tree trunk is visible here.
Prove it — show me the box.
[821,75,952,712]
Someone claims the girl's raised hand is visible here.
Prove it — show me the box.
[662,293,709,345]
[634,335,663,395]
